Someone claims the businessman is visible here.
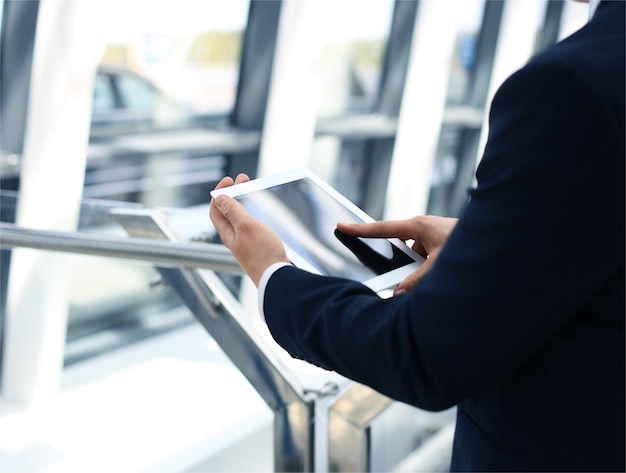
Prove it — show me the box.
[210,0,625,470]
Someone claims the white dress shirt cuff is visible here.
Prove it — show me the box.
[257,262,293,323]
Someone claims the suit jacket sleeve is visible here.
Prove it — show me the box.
[263,56,625,411]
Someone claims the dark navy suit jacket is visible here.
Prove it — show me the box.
[263,2,625,470]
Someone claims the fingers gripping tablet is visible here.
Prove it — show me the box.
[211,168,424,293]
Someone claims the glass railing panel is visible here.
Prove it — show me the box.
[0,191,218,365]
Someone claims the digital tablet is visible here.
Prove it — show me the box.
[210,168,424,293]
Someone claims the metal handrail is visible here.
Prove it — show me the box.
[0,222,241,273]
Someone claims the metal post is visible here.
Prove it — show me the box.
[360,0,419,220]
[535,0,566,53]
[328,384,392,472]
[445,0,506,217]
[385,0,461,220]
[0,0,40,394]
[228,0,283,179]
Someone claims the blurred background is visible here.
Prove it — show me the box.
[0,1,590,471]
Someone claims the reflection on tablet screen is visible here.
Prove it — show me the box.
[235,178,414,282]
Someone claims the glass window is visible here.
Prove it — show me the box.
[98,0,249,116]
[88,0,250,208]
[70,0,250,357]
[92,73,117,113]
[115,73,159,111]
[315,0,395,118]
[308,0,396,200]
[426,0,568,218]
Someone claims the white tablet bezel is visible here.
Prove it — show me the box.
[210,168,424,293]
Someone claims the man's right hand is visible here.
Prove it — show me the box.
[337,216,458,295]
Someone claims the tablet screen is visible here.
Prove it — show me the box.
[235,177,416,283]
